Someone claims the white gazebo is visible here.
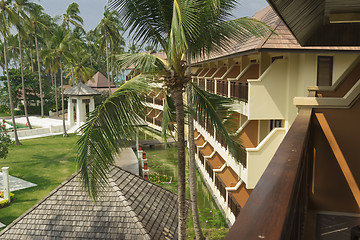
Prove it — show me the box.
[64,82,100,129]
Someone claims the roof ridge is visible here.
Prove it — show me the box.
[108,172,152,240]
[0,171,79,236]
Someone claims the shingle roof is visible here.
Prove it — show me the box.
[195,6,360,63]
[0,166,187,239]
[87,72,116,89]
[64,82,101,96]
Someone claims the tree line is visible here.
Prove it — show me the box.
[0,1,126,144]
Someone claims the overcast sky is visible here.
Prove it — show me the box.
[38,0,269,32]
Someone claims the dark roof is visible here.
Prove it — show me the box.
[0,166,186,239]
[267,0,360,46]
[194,6,360,63]
[64,82,101,96]
[86,72,116,89]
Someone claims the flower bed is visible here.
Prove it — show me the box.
[0,192,15,208]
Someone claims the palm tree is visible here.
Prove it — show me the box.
[42,27,71,136]
[77,0,270,239]
[62,2,83,85]
[62,2,83,30]
[95,6,122,95]
[0,0,21,146]
[29,4,49,117]
[13,0,37,129]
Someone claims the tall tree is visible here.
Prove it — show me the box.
[41,27,71,136]
[77,0,270,238]
[62,2,83,85]
[29,4,49,117]
[95,6,123,95]
[14,0,38,129]
[0,0,21,145]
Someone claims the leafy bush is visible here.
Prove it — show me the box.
[0,125,11,159]
[148,172,172,183]
[0,105,9,114]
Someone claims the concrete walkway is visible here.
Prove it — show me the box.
[0,172,37,192]
[114,148,139,176]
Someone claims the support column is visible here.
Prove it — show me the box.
[76,97,83,128]
[89,98,95,112]
[2,167,10,202]
[68,96,74,126]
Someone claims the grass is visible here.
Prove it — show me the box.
[145,146,228,239]
[0,134,79,230]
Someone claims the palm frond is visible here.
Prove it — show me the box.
[161,92,176,145]
[189,81,245,162]
[116,52,167,74]
[76,75,154,200]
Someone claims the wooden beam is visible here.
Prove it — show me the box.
[315,113,360,208]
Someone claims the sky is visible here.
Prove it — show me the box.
[39,0,269,32]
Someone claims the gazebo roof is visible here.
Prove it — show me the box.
[0,166,187,239]
[64,82,101,96]
[86,72,116,88]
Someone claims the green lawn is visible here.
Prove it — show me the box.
[0,134,79,229]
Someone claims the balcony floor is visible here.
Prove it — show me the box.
[316,212,360,240]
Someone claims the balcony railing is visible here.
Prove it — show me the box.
[215,174,227,201]
[217,80,228,97]
[207,79,215,93]
[230,82,248,101]
[145,115,153,124]
[228,192,241,218]
[154,119,162,127]
[225,107,312,240]
[199,79,205,89]
[154,98,163,106]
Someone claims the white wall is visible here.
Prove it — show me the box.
[248,59,288,120]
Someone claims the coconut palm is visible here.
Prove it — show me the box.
[95,6,123,95]
[62,2,83,30]
[62,2,83,85]
[13,0,38,129]
[41,27,71,136]
[29,4,49,117]
[76,0,270,238]
[0,0,21,146]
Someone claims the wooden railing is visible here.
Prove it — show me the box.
[206,160,213,180]
[216,130,228,149]
[154,119,162,127]
[199,151,205,166]
[215,174,227,201]
[228,192,241,218]
[154,98,163,106]
[217,80,228,96]
[225,107,312,240]
[230,82,248,101]
[207,79,215,93]
[145,96,153,103]
[199,79,205,89]
[145,115,153,124]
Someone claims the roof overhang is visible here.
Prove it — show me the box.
[266,0,360,46]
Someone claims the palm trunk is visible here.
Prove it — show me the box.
[71,66,75,85]
[54,72,59,117]
[34,24,44,117]
[173,90,187,240]
[110,48,113,82]
[29,46,34,73]
[60,53,68,137]
[187,86,204,239]
[18,33,32,129]
[106,35,111,96]
[49,63,54,87]
[4,36,21,146]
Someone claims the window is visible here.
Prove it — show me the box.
[317,56,333,86]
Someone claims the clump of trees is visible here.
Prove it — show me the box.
[0,1,126,143]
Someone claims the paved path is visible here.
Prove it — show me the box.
[114,148,139,176]
[0,172,37,192]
